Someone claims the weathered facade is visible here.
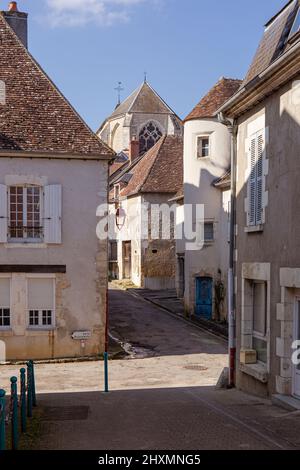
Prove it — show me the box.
[183,78,241,322]
[0,4,113,360]
[110,135,183,289]
[219,0,300,403]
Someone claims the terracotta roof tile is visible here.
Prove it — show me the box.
[119,135,183,198]
[0,13,114,157]
[184,78,242,122]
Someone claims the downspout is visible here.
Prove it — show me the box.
[218,113,238,388]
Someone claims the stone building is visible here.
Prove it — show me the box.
[97,80,183,155]
[0,3,114,360]
[109,135,183,289]
[182,78,241,322]
[219,0,300,405]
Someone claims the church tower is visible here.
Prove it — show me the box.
[97,81,183,155]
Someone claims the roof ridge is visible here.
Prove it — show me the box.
[127,82,145,114]
[0,13,114,156]
[145,82,182,120]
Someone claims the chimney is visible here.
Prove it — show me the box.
[3,2,28,49]
[129,136,140,163]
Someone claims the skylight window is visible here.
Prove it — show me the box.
[289,8,300,38]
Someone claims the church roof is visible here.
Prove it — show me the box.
[104,81,179,122]
[184,77,242,122]
[0,12,114,158]
[119,135,183,198]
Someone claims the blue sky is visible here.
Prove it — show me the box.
[3,0,287,130]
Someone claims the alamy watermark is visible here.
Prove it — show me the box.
[96,202,207,251]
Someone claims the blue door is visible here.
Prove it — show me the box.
[195,277,213,319]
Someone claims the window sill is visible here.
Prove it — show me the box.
[0,328,13,337]
[4,243,47,249]
[196,156,211,161]
[239,362,268,383]
[244,225,264,233]
[27,328,57,336]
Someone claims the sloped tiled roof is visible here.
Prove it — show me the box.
[212,170,231,189]
[105,82,178,121]
[243,0,299,86]
[184,78,242,122]
[0,13,114,157]
[109,161,128,176]
[119,135,183,198]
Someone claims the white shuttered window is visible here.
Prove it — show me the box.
[0,278,10,328]
[248,130,264,226]
[0,184,8,243]
[44,185,62,244]
[27,278,55,328]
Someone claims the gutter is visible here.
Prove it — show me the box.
[218,38,300,116]
[0,150,114,161]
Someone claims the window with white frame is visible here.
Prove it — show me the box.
[252,280,267,364]
[0,278,10,328]
[197,136,210,158]
[247,129,264,226]
[9,185,42,241]
[204,221,214,242]
[0,183,62,245]
[27,278,55,329]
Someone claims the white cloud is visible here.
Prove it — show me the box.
[45,0,147,27]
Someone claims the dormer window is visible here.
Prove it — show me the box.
[289,8,300,39]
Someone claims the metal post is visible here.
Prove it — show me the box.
[26,362,32,418]
[104,352,109,393]
[0,389,6,451]
[10,377,18,451]
[30,360,37,407]
[20,368,26,433]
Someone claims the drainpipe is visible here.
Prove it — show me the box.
[218,113,238,388]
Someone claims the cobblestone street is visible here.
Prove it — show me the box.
[2,285,300,450]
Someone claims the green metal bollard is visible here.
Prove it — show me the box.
[20,368,26,433]
[10,377,18,451]
[29,360,37,407]
[0,389,6,451]
[26,362,32,418]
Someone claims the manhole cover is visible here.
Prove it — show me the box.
[184,365,208,371]
[42,406,89,421]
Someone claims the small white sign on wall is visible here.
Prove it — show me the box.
[71,331,92,340]
[0,81,6,105]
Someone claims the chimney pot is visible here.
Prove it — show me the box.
[4,2,28,49]
[8,2,18,12]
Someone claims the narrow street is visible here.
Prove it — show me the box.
[2,285,300,450]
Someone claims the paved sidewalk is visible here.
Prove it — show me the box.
[32,387,300,450]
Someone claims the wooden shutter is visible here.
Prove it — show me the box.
[248,137,257,226]
[256,131,264,225]
[44,185,62,244]
[247,130,265,226]
[0,184,8,243]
